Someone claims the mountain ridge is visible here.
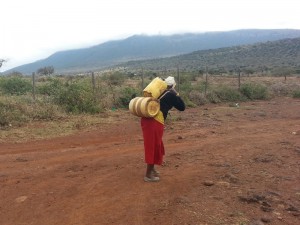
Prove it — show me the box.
[3,29,300,74]
[119,37,300,73]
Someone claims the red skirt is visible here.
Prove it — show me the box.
[141,117,165,165]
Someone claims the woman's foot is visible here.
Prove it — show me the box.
[144,176,160,182]
[144,164,160,182]
[152,169,160,177]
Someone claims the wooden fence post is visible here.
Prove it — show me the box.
[32,72,36,102]
[204,66,208,97]
[91,72,96,101]
[177,64,180,93]
[141,68,144,90]
[238,67,241,90]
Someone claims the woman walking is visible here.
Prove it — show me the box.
[141,76,185,182]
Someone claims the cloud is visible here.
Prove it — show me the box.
[1,0,299,71]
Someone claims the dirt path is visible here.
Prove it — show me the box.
[0,97,300,225]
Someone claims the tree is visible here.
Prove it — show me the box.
[0,59,6,68]
[37,66,54,76]
[272,67,294,81]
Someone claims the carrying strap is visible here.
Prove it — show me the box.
[158,90,170,100]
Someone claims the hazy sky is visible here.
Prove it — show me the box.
[1,0,299,71]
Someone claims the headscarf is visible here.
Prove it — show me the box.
[165,76,176,87]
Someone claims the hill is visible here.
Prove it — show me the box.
[4,29,300,75]
[119,37,300,73]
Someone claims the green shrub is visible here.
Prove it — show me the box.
[179,81,193,94]
[206,91,221,103]
[117,87,140,108]
[37,77,64,96]
[197,80,210,93]
[213,85,245,102]
[54,81,101,114]
[0,77,32,95]
[240,83,268,100]
[293,90,300,98]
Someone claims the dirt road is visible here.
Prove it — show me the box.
[0,97,299,225]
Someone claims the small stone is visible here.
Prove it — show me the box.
[216,181,230,188]
[15,196,28,203]
[261,205,273,212]
[292,212,300,217]
[224,173,239,183]
[261,217,271,223]
[15,158,28,162]
[203,180,214,186]
[286,204,299,212]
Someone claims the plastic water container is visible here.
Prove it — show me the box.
[129,97,160,117]
[143,77,167,98]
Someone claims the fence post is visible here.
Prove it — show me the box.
[238,67,241,90]
[32,72,36,102]
[204,66,208,97]
[91,71,96,101]
[177,64,180,93]
[141,68,144,90]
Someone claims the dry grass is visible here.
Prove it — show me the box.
[0,109,130,143]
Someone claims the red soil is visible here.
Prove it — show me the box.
[0,97,299,225]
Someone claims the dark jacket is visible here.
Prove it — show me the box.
[159,90,185,120]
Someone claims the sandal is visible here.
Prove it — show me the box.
[152,169,160,177]
[144,176,160,182]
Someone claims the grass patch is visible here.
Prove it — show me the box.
[0,110,128,143]
[292,90,300,98]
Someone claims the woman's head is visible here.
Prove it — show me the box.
[165,76,176,88]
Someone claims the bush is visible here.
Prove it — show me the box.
[0,77,32,95]
[54,81,101,114]
[0,100,29,127]
[240,83,268,100]
[293,90,300,98]
[179,81,193,95]
[206,91,221,103]
[37,78,64,96]
[269,82,290,96]
[213,85,245,102]
[117,87,140,108]
[197,80,210,93]
[0,95,65,128]
[29,100,64,120]
[188,90,207,106]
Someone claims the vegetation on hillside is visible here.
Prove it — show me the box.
[118,38,300,75]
